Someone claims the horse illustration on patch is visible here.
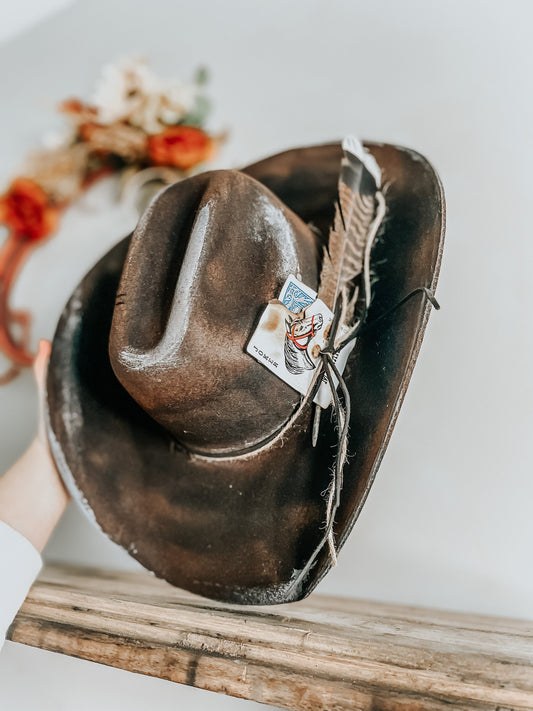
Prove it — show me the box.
[284,312,323,375]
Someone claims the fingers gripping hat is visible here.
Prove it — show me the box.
[46,140,445,605]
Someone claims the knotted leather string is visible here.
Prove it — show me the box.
[286,283,440,594]
[286,187,439,592]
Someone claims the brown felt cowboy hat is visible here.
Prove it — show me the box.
[46,141,445,605]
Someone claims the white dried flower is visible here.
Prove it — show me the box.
[42,125,77,150]
[91,57,199,134]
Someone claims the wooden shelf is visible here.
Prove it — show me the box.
[7,564,533,710]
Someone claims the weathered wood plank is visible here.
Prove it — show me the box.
[7,564,533,711]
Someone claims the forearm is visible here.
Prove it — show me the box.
[0,438,69,553]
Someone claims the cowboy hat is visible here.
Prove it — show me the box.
[46,141,445,604]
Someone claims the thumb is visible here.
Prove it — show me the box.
[33,339,52,443]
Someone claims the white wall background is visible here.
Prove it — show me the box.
[0,1,531,709]
[0,0,73,44]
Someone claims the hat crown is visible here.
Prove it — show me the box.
[109,170,319,455]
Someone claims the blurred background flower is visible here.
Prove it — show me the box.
[0,56,222,384]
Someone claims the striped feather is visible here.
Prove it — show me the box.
[318,137,381,321]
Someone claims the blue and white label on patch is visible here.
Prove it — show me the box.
[247,275,355,408]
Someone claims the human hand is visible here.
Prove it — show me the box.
[0,339,70,552]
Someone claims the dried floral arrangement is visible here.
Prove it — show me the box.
[0,58,221,385]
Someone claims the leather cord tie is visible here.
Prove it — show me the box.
[290,284,440,592]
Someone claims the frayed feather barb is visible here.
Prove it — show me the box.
[317,136,383,324]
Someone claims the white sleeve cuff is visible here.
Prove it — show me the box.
[0,520,42,651]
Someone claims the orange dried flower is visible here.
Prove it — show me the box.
[147,125,214,170]
[0,177,59,242]
[59,98,98,123]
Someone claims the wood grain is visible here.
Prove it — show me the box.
[7,564,533,710]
